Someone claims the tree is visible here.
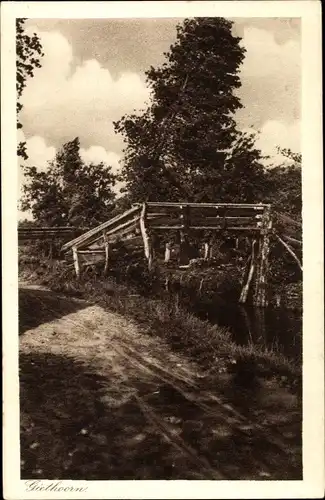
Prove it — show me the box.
[266,148,302,220]
[16,18,44,159]
[114,17,268,204]
[20,138,117,227]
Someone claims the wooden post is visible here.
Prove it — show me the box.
[254,307,266,345]
[103,232,109,276]
[254,205,272,307]
[275,233,302,271]
[140,202,153,270]
[49,239,53,260]
[165,241,172,263]
[239,239,257,304]
[203,241,210,260]
[179,231,189,265]
[179,204,190,266]
[209,238,214,258]
[72,246,80,279]
[239,305,254,344]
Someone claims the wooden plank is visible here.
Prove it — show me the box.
[147,202,269,208]
[19,233,75,238]
[275,233,303,271]
[147,216,262,227]
[164,242,172,262]
[254,206,273,307]
[203,242,210,260]
[239,239,257,304]
[150,225,184,230]
[140,203,153,270]
[103,233,109,275]
[282,235,302,247]
[189,208,265,218]
[18,228,79,232]
[150,225,261,231]
[72,246,80,279]
[19,231,78,236]
[106,220,140,239]
[61,204,141,251]
[148,217,182,226]
[147,212,171,218]
[147,205,267,218]
[190,216,260,225]
[178,204,190,265]
[79,253,105,265]
[88,230,141,249]
[19,232,77,236]
[76,217,140,249]
[189,226,261,231]
[19,235,79,243]
[77,250,106,254]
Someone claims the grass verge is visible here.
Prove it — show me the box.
[18,251,301,392]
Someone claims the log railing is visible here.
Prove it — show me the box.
[61,204,142,252]
[60,202,282,307]
[18,226,82,242]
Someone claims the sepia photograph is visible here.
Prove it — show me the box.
[2,1,323,498]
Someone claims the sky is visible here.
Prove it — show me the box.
[19,17,301,217]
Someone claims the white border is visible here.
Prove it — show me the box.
[2,2,324,499]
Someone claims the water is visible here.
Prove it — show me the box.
[194,300,302,361]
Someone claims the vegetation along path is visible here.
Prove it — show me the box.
[20,284,301,480]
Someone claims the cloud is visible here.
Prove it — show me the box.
[257,120,300,153]
[20,28,151,153]
[21,136,122,174]
[80,146,121,173]
[240,26,300,79]
[18,133,57,220]
[235,25,301,132]
[80,146,125,195]
[24,135,56,172]
[18,133,56,199]
[254,120,300,166]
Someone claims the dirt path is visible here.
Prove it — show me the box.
[19,285,301,480]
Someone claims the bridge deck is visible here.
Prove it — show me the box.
[61,202,271,253]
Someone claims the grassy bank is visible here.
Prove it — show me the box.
[19,249,301,391]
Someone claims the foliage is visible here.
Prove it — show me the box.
[115,17,268,204]
[16,18,44,159]
[269,239,302,287]
[20,137,117,227]
[18,218,38,228]
[266,148,302,221]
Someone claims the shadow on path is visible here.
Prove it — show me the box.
[20,351,197,480]
[19,288,89,335]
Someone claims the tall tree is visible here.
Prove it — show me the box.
[115,17,267,203]
[16,18,44,159]
[20,138,117,227]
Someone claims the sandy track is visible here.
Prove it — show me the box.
[19,285,302,480]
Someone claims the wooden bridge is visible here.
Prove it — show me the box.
[18,226,82,242]
[60,201,301,308]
